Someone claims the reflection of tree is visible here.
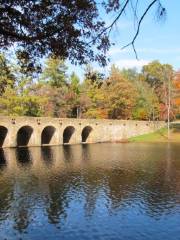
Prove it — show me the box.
[46,171,81,225]
[46,179,68,225]
[13,201,31,233]
[81,144,91,163]
[140,146,179,218]
[0,150,13,224]
[0,143,180,235]
[82,170,104,217]
[105,168,140,211]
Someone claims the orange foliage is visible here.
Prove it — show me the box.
[173,71,180,108]
[175,98,180,105]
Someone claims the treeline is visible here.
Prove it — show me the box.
[0,53,179,120]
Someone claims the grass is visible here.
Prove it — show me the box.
[129,126,180,143]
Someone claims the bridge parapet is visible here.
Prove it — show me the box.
[0,116,165,148]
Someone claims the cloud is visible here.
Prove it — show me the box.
[108,47,130,55]
[114,59,149,69]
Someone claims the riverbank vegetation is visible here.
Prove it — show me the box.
[0,54,180,120]
[129,125,180,142]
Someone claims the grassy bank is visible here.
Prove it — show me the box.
[129,126,180,143]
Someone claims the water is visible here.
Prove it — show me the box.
[0,143,180,240]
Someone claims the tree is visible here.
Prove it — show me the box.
[104,65,137,119]
[173,71,180,118]
[0,54,15,95]
[141,61,174,120]
[0,1,166,65]
[82,66,107,119]
[66,72,81,118]
[0,55,46,116]
[41,57,68,88]
[132,81,159,120]
[121,68,159,120]
[0,82,46,116]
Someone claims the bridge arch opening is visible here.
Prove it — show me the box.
[17,126,33,147]
[0,126,8,147]
[63,126,75,144]
[81,126,93,143]
[41,126,56,145]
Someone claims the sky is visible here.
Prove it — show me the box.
[68,0,180,80]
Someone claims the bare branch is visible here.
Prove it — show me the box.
[122,0,159,59]
[88,0,130,44]
[107,0,130,34]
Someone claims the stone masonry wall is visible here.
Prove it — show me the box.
[0,116,165,148]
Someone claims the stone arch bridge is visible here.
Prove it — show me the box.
[0,116,165,148]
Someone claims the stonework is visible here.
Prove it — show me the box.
[0,116,165,148]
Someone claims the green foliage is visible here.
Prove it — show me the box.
[132,80,159,120]
[41,57,68,88]
[0,54,46,117]
[0,54,15,96]
[141,60,173,102]
[0,81,46,116]
[0,55,176,121]
[129,128,168,142]
[70,72,80,95]
[129,127,180,142]
[82,68,106,118]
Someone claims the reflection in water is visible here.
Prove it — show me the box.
[16,147,32,167]
[41,146,54,167]
[63,145,74,162]
[81,144,91,162]
[0,143,179,239]
[0,149,6,170]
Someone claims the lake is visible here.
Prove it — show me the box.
[0,143,180,240]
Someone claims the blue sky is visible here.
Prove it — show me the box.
[68,0,180,80]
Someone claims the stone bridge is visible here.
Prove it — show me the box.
[0,116,165,148]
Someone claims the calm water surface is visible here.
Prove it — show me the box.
[0,143,180,240]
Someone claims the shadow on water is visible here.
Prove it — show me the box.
[63,145,74,162]
[81,144,91,162]
[0,149,6,170]
[16,147,32,168]
[41,146,54,167]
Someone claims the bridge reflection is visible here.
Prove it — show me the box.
[0,143,179,234]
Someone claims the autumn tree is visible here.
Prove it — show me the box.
[104,65,137,119]
[141,61,174,120]
[121,68,159,120]
[173,71,180,118]
[81,66,107,118]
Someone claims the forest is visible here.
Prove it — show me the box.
[0,53,180,120]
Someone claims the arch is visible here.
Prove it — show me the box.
[81,126,93,143]
[41,126,56,145]
[0,126,8,147]
[17,126,33,147]
[63,126,75,144]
